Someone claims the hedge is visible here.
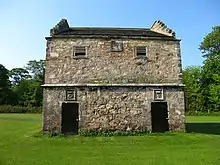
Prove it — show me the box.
[0,105,42,113]
[0,105,219,116]
[186,111,220,116]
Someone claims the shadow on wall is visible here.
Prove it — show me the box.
[186,123,220,135]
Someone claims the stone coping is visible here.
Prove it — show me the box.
[42,83,185,87]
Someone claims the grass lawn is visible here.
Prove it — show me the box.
[0,114,220,165]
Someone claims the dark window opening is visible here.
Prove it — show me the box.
[74,46,86,56]
[75,52,86,56]
[136,46,147,56]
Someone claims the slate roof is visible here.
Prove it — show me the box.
[55,27,172,38]
[47,19,178,40]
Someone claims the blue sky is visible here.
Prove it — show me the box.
[0,0,219,70]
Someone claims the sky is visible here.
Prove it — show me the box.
[0,0,219,70]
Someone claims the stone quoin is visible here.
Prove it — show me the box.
[42,19,185,135]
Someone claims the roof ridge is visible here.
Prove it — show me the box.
[69,27,151,30]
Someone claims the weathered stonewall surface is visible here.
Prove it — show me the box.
[45,39,182,84]
[42,19,185,134]
[42,86,185,133]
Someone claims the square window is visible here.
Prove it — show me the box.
[111,41,123,52]
[74,46,86,56]
[136,46,147,56]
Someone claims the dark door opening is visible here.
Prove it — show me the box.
[61,102,79,135]
[151,102,169,133]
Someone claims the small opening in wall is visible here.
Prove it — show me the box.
[75,52,86,56]
[74,46,86,56]
[136,46,147,56]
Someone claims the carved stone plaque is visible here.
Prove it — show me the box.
[111,41,123,52]
[153,89,164,101]
[66,90,77,101]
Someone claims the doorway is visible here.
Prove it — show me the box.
[151,102,169,132]
[61,102,79,135]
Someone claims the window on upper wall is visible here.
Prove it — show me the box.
[135,46,147,57]
[73,46,87,56]
[111,41,123,52]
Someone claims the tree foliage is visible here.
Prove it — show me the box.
[0,64,10,88]
[9,68,31,84]
[199,26,220,58]
[182,66,205,112]
[0,60,45,107]
[0,64,14,105]
[14,80,43,107]
[183,25,220,113]
[25,60,45,83]
[200,26,220,112]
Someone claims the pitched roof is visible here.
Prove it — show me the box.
[56,27,172,38]
[48,19,178,40]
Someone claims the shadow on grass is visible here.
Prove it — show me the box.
[186,123,220,135]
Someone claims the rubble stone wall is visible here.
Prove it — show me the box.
[42,86,185,133]
[44,38,182,84]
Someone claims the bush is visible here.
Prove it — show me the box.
[0,105,42,113]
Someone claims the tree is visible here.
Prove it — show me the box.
[182,66,205,112]
[25,60,45,83]
[0,64,10,88]
[5,59,46,107]
[14,80,43,107]
[0,64,10,104]
[9,68,31,84]
[0,64,16,105]
[200,26,220,58]
[200,26,220,112]
[209,74,220,111]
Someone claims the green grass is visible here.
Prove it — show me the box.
[0,114,220,165]
[187,116,220,123]
[0,113,41,119]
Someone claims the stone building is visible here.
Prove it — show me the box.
[42,19,185,135]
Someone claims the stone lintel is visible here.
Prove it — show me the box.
[41,83,185,87]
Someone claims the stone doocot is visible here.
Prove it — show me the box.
[42,19,186,134]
